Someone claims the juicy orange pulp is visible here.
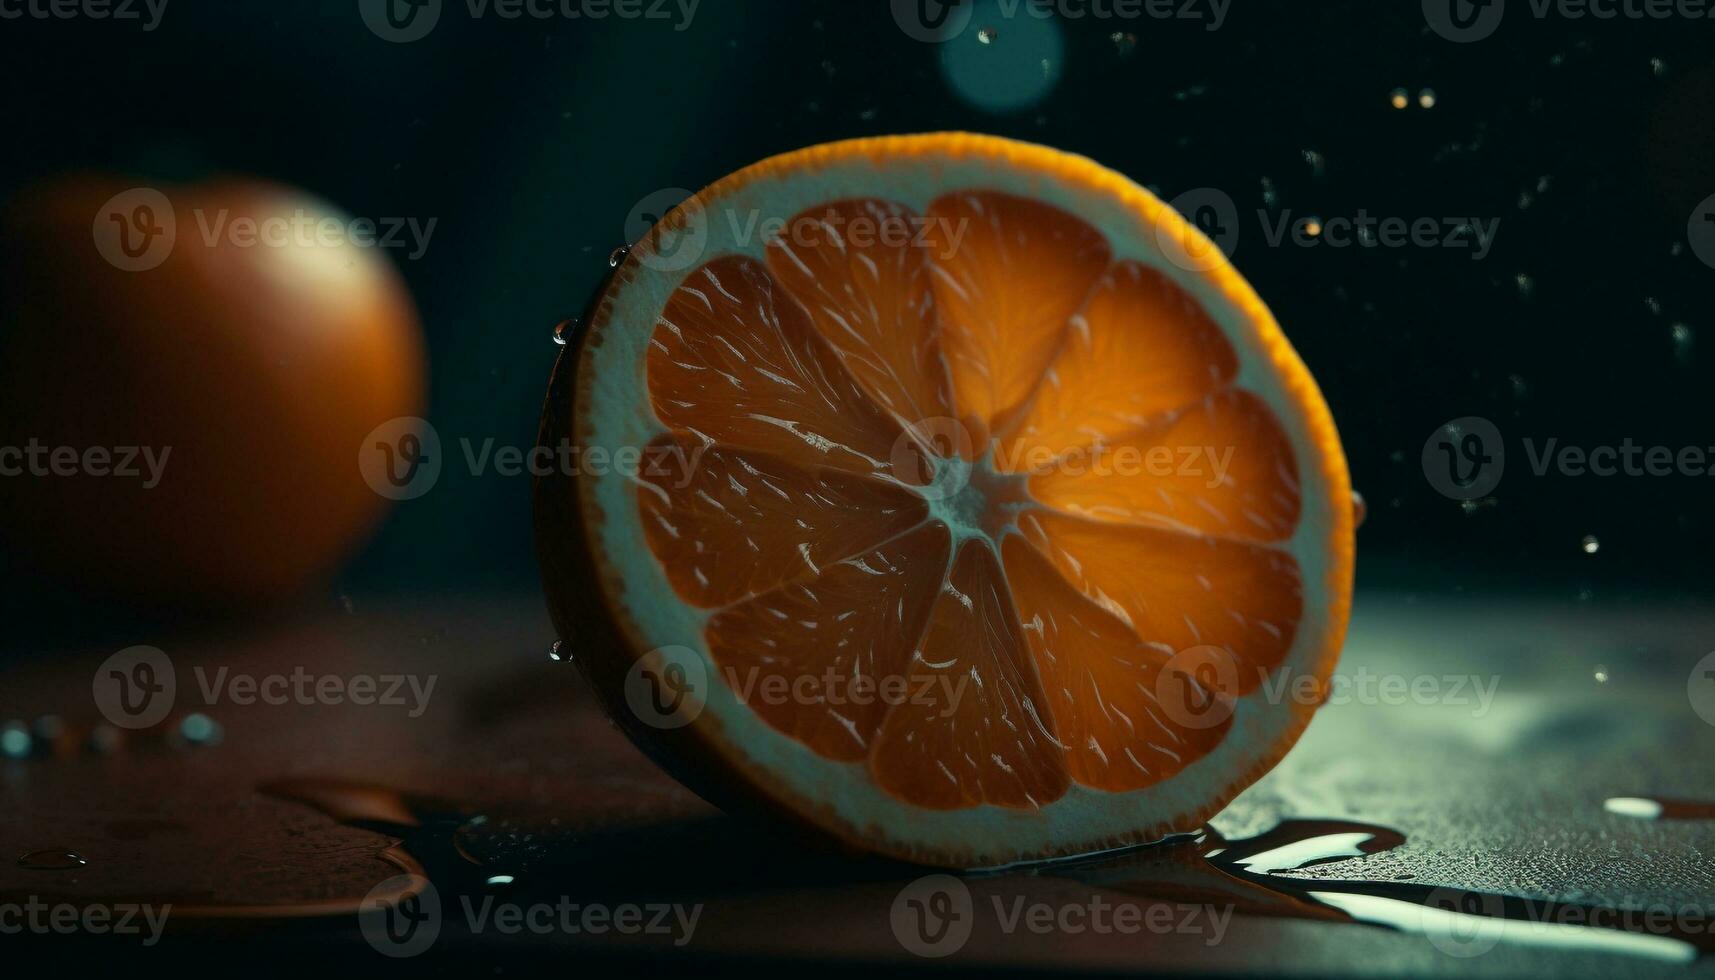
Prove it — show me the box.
[638,191,1302,810]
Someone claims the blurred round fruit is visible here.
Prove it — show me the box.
[536,134,1353,868]
[0,176,425,607]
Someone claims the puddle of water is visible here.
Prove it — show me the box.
[254,776,1712,961]
[1078,819,1707,963]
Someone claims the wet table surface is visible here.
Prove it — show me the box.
[2,591,1713,977]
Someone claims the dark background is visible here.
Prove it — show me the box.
[3,0,1713,619]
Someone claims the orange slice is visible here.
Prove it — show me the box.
[535,134,1354,868]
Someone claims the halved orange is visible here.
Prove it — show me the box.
[535,133,1354,868]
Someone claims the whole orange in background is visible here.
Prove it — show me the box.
[0,176,425,608]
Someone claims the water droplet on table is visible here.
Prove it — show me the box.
[18,849,87,871]
[1604,796,1715,820]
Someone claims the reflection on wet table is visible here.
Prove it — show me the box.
[2,593,1712,976]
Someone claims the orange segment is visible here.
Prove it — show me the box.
[1001,536,1230,792]
[998,260,1238,463]
[638,433,930,608]
[765,199,955,428]
[870,541,1070,810]
[925,191,1111,429]
[648,255,910,476]
[1018,508,1302,692]
[706,522,949,762]
[1027,389,1302,543]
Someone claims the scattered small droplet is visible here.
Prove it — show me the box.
[1604,797,1715,820]
[607,246,628,268]
[1671,323,1693,362]
[1,722,30,760]
[1389,88,1410,110]
[976,26,997,44]
[486,874,516,887]
[1593,665,1609,684]
[1605,797,1661,819]
[1418,88,1437,109]
[1651,57,1667,78]
[1110,32,1137,57]
[1515,273,1535,299]
[1581,535,1600,555]
[18,849,87,871]
[340,595,356,614]
[86,725,122,755]
[553,318,576,347]
[549,640,569,662]
[178,713,223,746]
